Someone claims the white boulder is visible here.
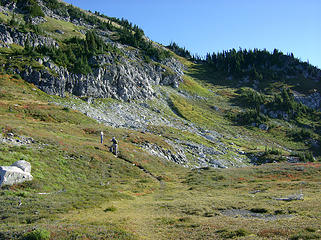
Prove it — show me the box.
[11,160,32,173]
[0,161,33,187]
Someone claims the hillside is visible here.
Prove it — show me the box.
[0,0,320,239]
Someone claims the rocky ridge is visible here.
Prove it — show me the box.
[0,20,184,101]
[19,52,184,100]
[0,0,185,101]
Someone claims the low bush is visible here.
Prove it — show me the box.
[293,151,314,162]
[22,229,50,240]
[250,208,268,213]
[234,109,267,125]
[236,87,265,109]
[216,228,250,238]
[103,206,117,212]
[288,128,313,142]
[289,232,320,240]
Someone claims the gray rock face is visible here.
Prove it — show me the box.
[30,16,47,25]
[294,92,321,111]
[21,53,183,101]
[141,142,188,166]
[0,161,33,187]
[0,23,58,48]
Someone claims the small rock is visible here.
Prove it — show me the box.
[259,124,269,131]
[55,29,65,34]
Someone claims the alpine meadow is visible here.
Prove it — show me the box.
[0,0,320,239]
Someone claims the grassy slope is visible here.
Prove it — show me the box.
[38,17,86,41]
[0,3,319,239]
[175,60,320,159]
[0,74,184,239]
[0,67,321,240]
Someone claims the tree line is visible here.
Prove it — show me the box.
[196,48,319,81]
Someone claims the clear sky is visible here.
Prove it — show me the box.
[64,0,321,68]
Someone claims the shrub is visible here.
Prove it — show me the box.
[234,109,267,125]
[42,0,61,10]
[22,229,50,240]
[236,87,265,109]
[250,208,268,213]
[264,146,282,156]
[293,151,314,162]
[288,128,313,142]
[289,232,320,240]
[9,13,19,26]
[258,228,291,237]
[104,206,117,212]
[216,228,250,238]
[17,0,45,18]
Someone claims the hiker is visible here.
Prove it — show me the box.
[111,137,118,156]
[100,131,104,144]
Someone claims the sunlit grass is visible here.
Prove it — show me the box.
[39,17,85,41]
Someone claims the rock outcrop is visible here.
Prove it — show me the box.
[0,132,35,146]
[0,23,58,48]
[141,142,188,166]
[0,160,33,187]
[294,92,321,111]
[20,53,184,101]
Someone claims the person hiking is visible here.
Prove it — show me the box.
[100,131,104,144]
[111,137,118,156]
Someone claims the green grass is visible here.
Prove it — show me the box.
[179,75,211,97]
[0,12,10,23]
[169,93,220,128]
[38,17,85,41]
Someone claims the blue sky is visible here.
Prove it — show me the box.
[64,0,321,68]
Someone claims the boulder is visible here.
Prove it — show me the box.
[55,29,65,34]
[0,161,33,187]
[259,124,269,131]
[11,160,31,173]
